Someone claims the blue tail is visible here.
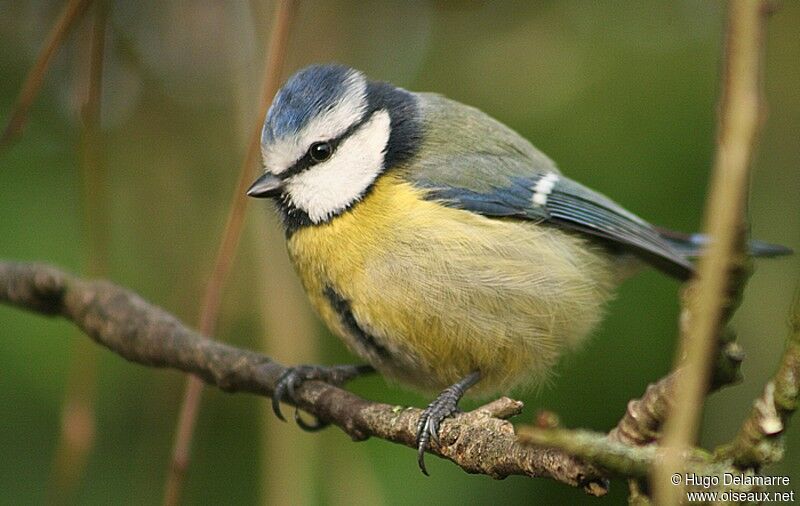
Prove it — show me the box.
[656,228,793,259]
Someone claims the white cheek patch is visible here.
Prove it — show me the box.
[286,110,392,223]
[263,72,368,174]
[532,172,559,207]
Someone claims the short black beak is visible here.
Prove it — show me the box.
[247,172,284,198]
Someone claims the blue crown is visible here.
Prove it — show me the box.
[262,64,359,145]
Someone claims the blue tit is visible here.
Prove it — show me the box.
[247,64,791,473]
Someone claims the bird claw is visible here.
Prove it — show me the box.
[415,398,459,475]
[415,371,481,475]
[271,364,374,431]
[294,406,329,431]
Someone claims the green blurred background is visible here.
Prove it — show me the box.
[1,1,798,504]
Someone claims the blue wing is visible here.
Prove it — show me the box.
[414,172,695,280]
[404,93,694,279]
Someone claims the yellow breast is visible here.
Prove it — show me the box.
[287,174,618,395]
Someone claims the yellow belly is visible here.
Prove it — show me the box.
[287,174,618,395]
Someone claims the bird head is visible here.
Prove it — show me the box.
[248,64,421,226]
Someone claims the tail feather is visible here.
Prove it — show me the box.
[656,227,793,259]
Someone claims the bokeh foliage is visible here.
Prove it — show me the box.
[1,1,798,504]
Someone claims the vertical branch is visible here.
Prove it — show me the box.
[654,1,769,504]
[77,0,111,276]
[240,2,332,503]
[47,1,109,501]
[0,0,92,150]
[162,2,296,505]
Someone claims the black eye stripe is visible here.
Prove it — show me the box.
[278,110,376,180]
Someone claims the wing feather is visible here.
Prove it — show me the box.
[405,93,693,279]
[416,173,693,280]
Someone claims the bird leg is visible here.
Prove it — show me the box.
[416,370,481,475]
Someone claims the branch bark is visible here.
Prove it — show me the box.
[719,288,800,468]
[0,261,609,495]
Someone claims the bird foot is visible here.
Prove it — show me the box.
[415,371,481,475]
[272,364,374,431]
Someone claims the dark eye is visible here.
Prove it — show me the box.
[308,141,332,163]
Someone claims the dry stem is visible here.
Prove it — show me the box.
[48,2,109,500]
[0,0,92,150]
[655,2,769,503]
[162,2,297,505]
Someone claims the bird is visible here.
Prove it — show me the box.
[246,63,790,474]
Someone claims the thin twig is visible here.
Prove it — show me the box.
[517,426,779,497]
[0,261,609,495]
[519,427,658,479]
[0,0,93,150]
[608,337,745,448]
[606,332,744,500]
[47,2,109,501]
[655,1,769,503]
[719,288,800,468]
[609,372,679,447]
[162,2,297,505]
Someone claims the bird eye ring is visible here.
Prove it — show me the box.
[308,141,333,163]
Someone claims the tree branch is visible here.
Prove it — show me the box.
[48,0,110,498]
[517,426,785,497]
[164,1,298,502]
[718,288,800,468]
[655,1,770,503]
[608,325,745,449]
[0,261,609,495]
